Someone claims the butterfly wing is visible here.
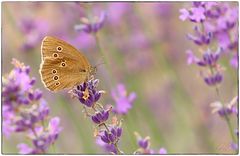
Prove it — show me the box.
[41,36,90,66]
[40,36,91,91]
[40,57,88,91]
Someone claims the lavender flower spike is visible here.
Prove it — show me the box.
[91,108,111,124]
[71,78,104,107]
[74,11,107,34]
[2,59,61,154]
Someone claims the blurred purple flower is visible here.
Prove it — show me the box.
[17,143,36,154]
[155,3,172,18]
[96,137,117,154]
[230,53,238,69]
[215,32,231,50]
[111,84,136,115]
[134,132,167,154]
[67,33,94,50]
[48,117,62,142]
[196,48,222,67]
[204,72,223,86]
[2,59,61,154]
[137,136,150,149]
[187,26,212,45]
[106,3,131,25]
[159,148,167,154]
[189,6,206,22]
[71,78,104,107]
[186,50,199,65]
[18,18,49,52]
[181,2,238,61]
[179,8,190,21]
[210,96,238,117]
[231,142,238,151]
[74,11,106,34]
[186,48,223,86]
[26,117,62,154]
[2,106,15,138]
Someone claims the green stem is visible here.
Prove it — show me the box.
[93,33,115,86]
[224,114,236,142]
[94,33,108,67]
[102,123,110,132]
[114,142,122,154]
[209,67,237,144]
[51,143,56,153]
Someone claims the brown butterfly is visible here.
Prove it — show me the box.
[39,36,96,92]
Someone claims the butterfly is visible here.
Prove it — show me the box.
[39,36,96,92]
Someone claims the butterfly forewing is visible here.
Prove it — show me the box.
[40,36,92,91]
[41,36,90,66]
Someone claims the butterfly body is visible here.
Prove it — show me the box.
[40,36,95,91]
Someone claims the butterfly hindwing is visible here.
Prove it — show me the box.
[40,57,88,91]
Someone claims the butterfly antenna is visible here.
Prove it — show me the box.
[95,56,105,67]
[95,61,105,67]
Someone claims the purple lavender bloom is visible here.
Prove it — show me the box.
[179,8,190,21]
[91,109,110,124]
[96,137,118,154]
[100,126,122,144]
[2,106,15,137]
[159,148,167,154]
[2,59,36,109]
[134,132,166,154]
[17,143,36,154]
[231,142,238,151]
[14,112,40,132]
[27,117,62,153]
[28,89,42,101]
[189,6,206,22]
[38,100,50,121]
[138,137,149,149]
[2,59,61,154]
[196,49,221,67]
[71,79,103,107]
[18,18,49,52]
[217,107,233,117]
[204,72,223,86]
[111,84,136,115]
[180,2,238,66]
[230,53,238,69]
[74,11,106,34]
[211,96,238,117]
[187,26,212,45]
[48,117,62,141]
[186,50,199,65]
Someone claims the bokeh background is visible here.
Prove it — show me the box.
[2,2,238,154]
